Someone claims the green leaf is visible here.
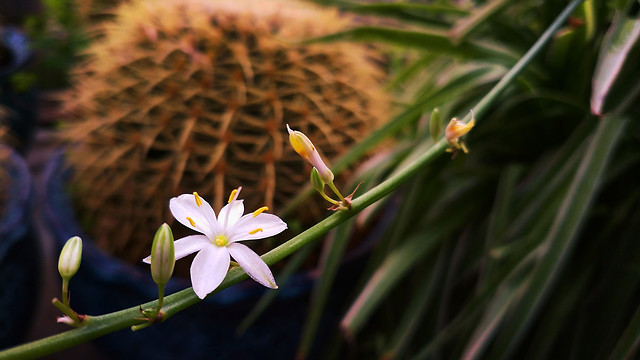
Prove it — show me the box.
[591,12,640,115]
[304,26,519,64]
[487,115,629,358]
[382,245,448,359]
[296,221,354,359]
[506,118,596,238]
[460,285,520,360]
[608,304,640,360]
[478,164,523,287]
[340,229,446,337]
[236,242,316,335]
[523,270,591,360]
[340,2,469,25]
[449,0,513,45]
[343,2,468,17]
[386,53,436,91]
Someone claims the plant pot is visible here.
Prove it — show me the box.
[42,151,355,359]
[0,26,37,152]
[0,144,40,349]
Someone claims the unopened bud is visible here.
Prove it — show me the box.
[287,124,334,183]
[310,167,326,193]
[58,236,82,280]
[150,223,175,286]
[445,112,475,141]
[430,108,442,142]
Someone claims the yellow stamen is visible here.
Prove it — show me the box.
[186,217,196,227]
[193,192,203,207]
[228,188,238,203]
[249,228,263,235]
[252,206,269,217]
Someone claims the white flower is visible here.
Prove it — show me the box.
[445,110,476,154]
[143,188,287,299]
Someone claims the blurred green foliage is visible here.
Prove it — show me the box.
[248,0,640,359]
[22,0,87,88]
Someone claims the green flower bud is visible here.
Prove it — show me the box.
[58,236,82,280]
[310,167,326,193]
[430,108,442,142]
[151,223,175,286]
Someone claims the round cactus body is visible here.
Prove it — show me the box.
[61,0,389,262]
[75,0,128,23]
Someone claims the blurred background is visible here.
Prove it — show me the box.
[1,0,639,359]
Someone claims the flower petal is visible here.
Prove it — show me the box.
[190,245,230,299]
[143,235,211,264]
[169,194,220,237]
[174,235,211,260]
[228,213,287,242]
[228,243,277,289]
[218,199,245,230]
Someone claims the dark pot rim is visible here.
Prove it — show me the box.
[0,144,31,260]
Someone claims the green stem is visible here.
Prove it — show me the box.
[469,0,585,122]
[131,285,166,331]
[51,298,82,324]
[327,181,347,204]
[0,1,583,358]
[61,279,69,307]
[157,284,165,312]
[318,189,341,205]
[130,322,153,332]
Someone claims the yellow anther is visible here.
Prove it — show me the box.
[252,206,269,217]
[228,188,238,203]
[193,192,203,207]
[249,228,263,235]
[186,217,196,227]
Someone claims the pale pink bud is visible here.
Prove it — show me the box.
[286,125,334,183]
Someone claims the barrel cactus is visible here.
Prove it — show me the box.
[74,0,127,24]
[60,0,389,263]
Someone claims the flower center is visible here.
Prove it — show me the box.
[214,235,229,247]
